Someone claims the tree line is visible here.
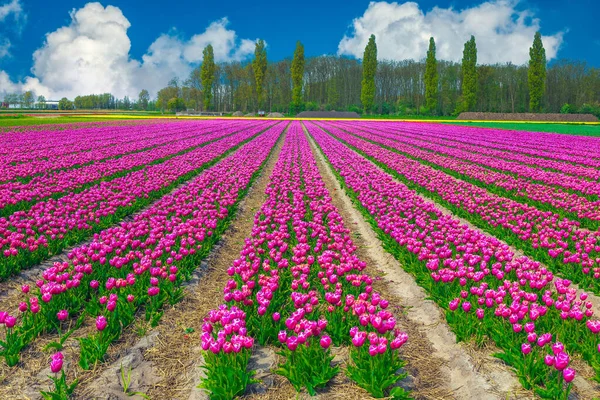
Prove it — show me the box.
[156,32,600,117]
[3,33,599,116]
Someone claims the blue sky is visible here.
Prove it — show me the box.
[0,0,598,99]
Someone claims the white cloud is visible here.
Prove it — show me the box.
[0,39,10,58]
[0,2,258,99]
[182,18,256,63]
[338,0,564,64]
[0,0,22,21]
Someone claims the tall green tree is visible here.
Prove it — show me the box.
[253,39,268,110]
[201,44,216,111]
[361,34,377,113]
[528,32,547,113]
[290,41,305,113]
[424,37,438,114]
[461,35,478,112]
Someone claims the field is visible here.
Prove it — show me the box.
[1,118,600,400]
[447,121,600,136]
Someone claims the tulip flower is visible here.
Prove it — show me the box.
[96,315,107,331]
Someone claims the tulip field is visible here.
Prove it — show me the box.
[1,118,600,399]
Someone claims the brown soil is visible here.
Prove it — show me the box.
[456,112,599,122]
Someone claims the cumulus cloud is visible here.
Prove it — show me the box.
[0,2,258,99]
[338,0,563,64]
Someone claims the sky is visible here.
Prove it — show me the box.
[0,0,598,100]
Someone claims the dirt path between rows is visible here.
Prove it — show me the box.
[304,125,532,400]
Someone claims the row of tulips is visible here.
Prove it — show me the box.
[0,121,276,280]
[330,121,600,229]
[345,121,600,167]
[0,122,285,371]
[199,122,410,399]
[0,120,269,216]
[319,122,600,298]
[0,120,182,180]
[335,122,600,198]
[306,121,600,398]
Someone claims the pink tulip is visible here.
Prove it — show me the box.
[57,310,68,321]
[320,335,332,349]
[562,367,575,383]
[96,315,107,331]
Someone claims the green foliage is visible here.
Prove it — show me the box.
[201,44,216,111]
[40,371,78,400]
[528,32,547,113]
[58,98,74,110]
[275,342,339,396]
[460,35,477,112]
[290,41,305,114]
[361,34,377,114]
[305,101,319,111]
[560,103,573,114]
[424,37,438,114]
[346,345,410,399]
[579,102,600,118]
[167,97,186,112]
[198,350,256,400]
[252,39,268,109]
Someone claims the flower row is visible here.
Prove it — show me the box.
[0,120,268,214]
[0,121,276,279]
[319,122,600,296]
[200,122,409,399]
[306,121,600,397]
[330,121,600,228]
[0,122,284,369]
[0,120,191,181]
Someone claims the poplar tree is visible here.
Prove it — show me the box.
[253,39,268,110]
[200,44,215,111]
[461,35,477,112]
[528,32,547,113]
[424,37,438,114]
[291,41,305,113]
[361,34,377,114]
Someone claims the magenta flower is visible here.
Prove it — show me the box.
[57,309,68,321]
[96,315,107,331]
[4,315,16,328]
[554,352,570,371]
[50,352,64,373]
[562,367,575,383]
[320,335,332,349]
[521,343,531,355]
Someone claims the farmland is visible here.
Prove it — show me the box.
[1,118,600,399]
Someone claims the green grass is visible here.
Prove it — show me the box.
[0,115,146,128]
[445,121,600,136]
